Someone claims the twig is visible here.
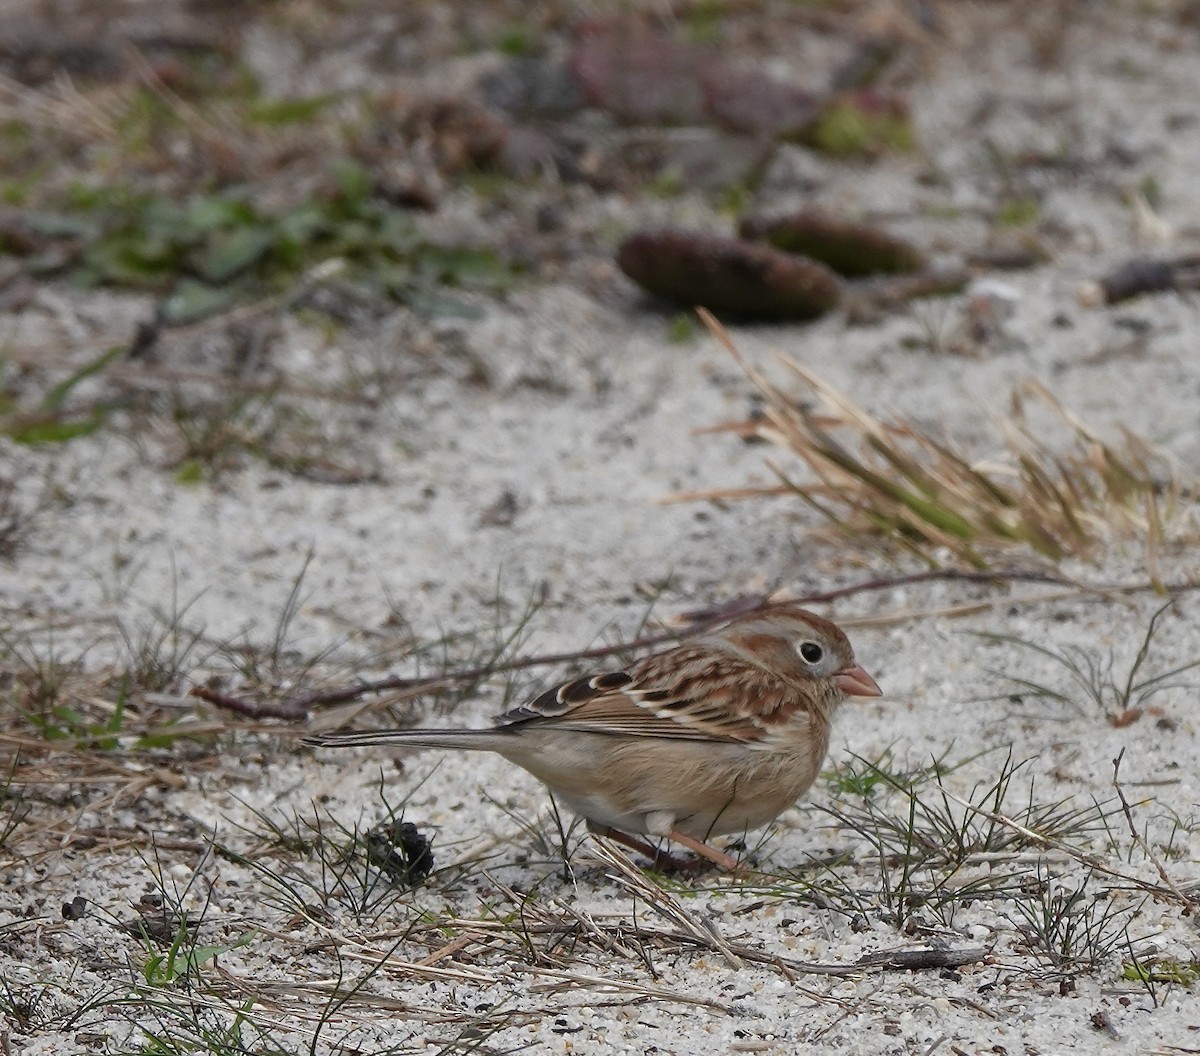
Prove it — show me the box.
[67,827,209,854]
[408,906,987,983]
[333,941,499,985]
[189,678,462,721]
[664,930,987,976]
[1081,255,1200,306]
[519,966,733,1012]
[327,928,734,1011]
[195,568,1200,723]
[580,842,984,979]
[850,947,985,972]
[1111,749,1194,911]
[415,932,480,968]
[189,685,311,720]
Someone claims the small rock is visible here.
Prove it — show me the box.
[614,129,772,192]
[478,489,520,528]
[480,57,584,117]
[496,125,558,181]
[61,896,88,920]
[570,18,704,125]
[700,66,820,139]
[402,97,510,175]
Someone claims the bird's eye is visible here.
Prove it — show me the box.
[799,641,824,664]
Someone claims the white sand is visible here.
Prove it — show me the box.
[2,5,1200,1054]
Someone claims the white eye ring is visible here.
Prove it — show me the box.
[799,641,824,664]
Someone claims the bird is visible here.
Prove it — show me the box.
[304,605,881,871]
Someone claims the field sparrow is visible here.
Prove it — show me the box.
[305,605,881,871]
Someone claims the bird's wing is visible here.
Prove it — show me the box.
[494,645,813,743]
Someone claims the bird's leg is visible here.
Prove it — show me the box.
[586,822,700,873]
[665,829,740,871]
[643,810,741,872]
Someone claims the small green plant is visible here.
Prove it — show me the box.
[1010,868,1138,974]
[996,197,1040,226]
[247,94,334,127]
[667,313,699,343]
[135,999,266,1055]
[228,806,409,920]
[0,977,85,1036]
[495,20,541,56]
[25,162,521,325]
[0,751,27,850]
[682,0,726,43]
[1,631,92,740]
[825,748,1114,864]
[227,772,442,922]
[139,916,256,988]
[1,345,122,444]
[8,651,124,747]
[115,576,209,695]
[0,626,201,749]
[1144,803,1200,862]
[1122,956,1199,987]
[645,169,685,198]
[160,380,375,483]
[806,93,915,157]
[823,748,946,799]
[1138,174,1162,210]
[0,975,133,1043]
[976,601,1199,724]
[818,749,1120,928]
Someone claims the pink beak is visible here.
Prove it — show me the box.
[834,664,883,698]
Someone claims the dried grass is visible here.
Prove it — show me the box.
[687,310,1189,570]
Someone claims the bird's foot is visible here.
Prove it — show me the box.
[588,824,740,874]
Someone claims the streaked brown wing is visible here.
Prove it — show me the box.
[494,646,808,743]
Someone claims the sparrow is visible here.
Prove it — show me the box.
[304,605,881,871]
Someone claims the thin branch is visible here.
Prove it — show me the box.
[189,685,312,721]
[192,568,1200,722]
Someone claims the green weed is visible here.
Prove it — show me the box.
[24,161,522,325]
[975,601,1199,724]
[1011,867,1139,974]
[1,345,122,444]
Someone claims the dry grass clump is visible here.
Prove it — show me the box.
[691,311,1188,570]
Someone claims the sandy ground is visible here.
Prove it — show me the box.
[2,4,1200,1054]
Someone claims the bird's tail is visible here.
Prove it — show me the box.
[303,728,506,752]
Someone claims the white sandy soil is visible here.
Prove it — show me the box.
[2,6,1200,1055]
